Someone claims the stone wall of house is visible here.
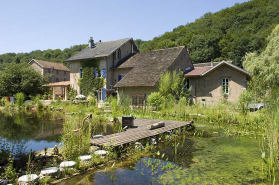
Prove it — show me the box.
[168,48,193,71]
[117,86,155,105]
[30,61,70,83]
[43,68,70,83]
[70,40,137,95]
[29,61,43,75]
[69,61,82,94]
[107,40,137,89]
[111,68,132,88]
[188,65,247,104]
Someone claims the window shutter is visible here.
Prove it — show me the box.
[102,69,106,77]
[102,88,106,101]
[95,69,97,77]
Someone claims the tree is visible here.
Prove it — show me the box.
[243,24,279,88]
[0,62,48,96]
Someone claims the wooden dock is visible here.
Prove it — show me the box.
[90,118,193,147]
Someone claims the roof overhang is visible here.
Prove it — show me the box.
[43,81,70,87]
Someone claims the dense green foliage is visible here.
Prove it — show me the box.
[135,0,279,67]
[79,60,105,96]
[15,92,25,107]
[0,62,48,96]
[0,44,87,70]
[147,71,190,110]
[243,24,279,88]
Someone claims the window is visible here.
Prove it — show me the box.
[80,88,83,95]
[132,93,145,107]
[101,69,106,77]
[56,70,59,75]
[222,78,229,94]
[80,69,83,78]
[64,78,66,81]
[48,69,51,74]
[56,78,59,82]
[186,79,190,89]
[117,49,121,59]
[118,75,123,82]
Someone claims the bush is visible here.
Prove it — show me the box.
[15,92,25,107]
[88,95,97,106]
[238,91,252,115]
[0,97,8,107]
[68,88,77,101]
[147,92,165,110]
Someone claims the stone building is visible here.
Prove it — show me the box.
[114,46,193,106]
[184,61,251,104]
[65,37,139,101]
[29,59,70,82]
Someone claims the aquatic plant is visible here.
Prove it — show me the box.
[1,155,17,183]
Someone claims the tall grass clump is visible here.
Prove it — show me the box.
[15,92,25,108]
[262,88,279,183]
[61,116,91,160]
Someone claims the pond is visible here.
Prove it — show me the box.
[0,111,64,154]
[58,123,265,185]
[0,111,120,155]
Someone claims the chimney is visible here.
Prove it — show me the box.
[211,59,214,67]
[99,40,102,43]
[88,37,95,48]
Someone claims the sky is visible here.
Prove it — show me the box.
[0,0,250,55]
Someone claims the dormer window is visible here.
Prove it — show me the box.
[117,49,121,59]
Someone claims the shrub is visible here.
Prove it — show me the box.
[68,87,77,101]
[147,92,165,110]
[88,95,97,106]
[15,92,25,107]
[238,91,252,114]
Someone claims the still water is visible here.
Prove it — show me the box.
[0,111,64,154]
[58,123,265,185]
[0,111,120,154]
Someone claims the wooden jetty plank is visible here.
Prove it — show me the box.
[90,119,192,147]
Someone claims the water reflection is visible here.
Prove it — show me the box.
[0,111,64,154]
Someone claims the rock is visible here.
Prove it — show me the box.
[94,150,108,157]
[18,174,39,185]
[135,142,143,149]
[59,161,76,171]
[89,146,99,154]
[40,167,59,177]
[0,179,8,185]
[150,138,157,145]
[79,155,92,163]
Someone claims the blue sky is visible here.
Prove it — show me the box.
[0,0,249,54]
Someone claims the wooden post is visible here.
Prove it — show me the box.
[52,87,55,100]
[65,86,68,100]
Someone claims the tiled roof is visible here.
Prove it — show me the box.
[114,46,185,87]
[43,81,70,87]
[184,67,212,77]
[65,38,136,62]
[30,59,70,71]
[185,61,251,78]
[193,61,232,67]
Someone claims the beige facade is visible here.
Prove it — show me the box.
[187,65,248,104]
[29,59,70,83]
[117,86,155,106]
[69,39,138,96]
